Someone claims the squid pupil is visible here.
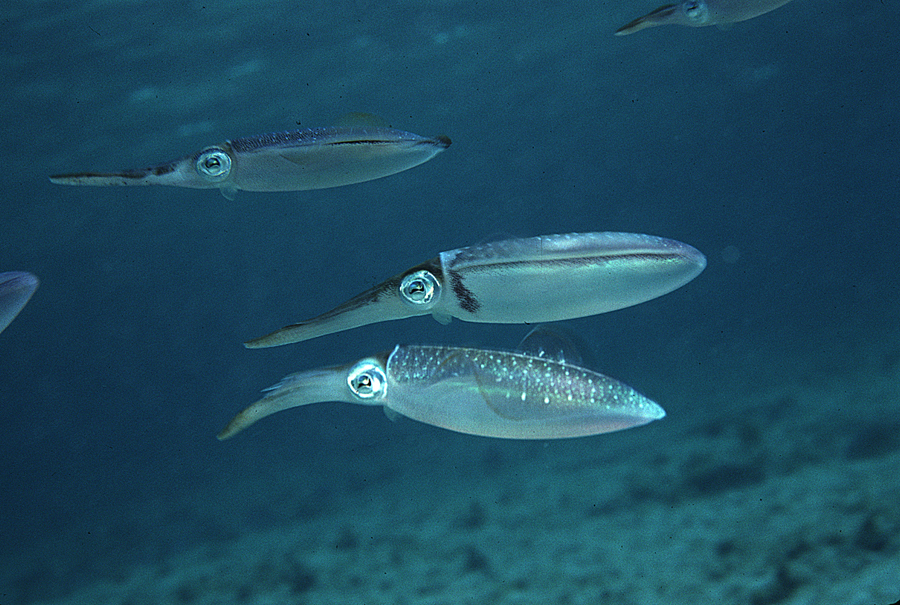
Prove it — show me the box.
[355,374,372,391]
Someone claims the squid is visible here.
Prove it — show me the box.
[50,125,450,199]
[616,0,793,35]
[218,345,665,440]
[246,231,706,347]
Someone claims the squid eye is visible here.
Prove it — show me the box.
[195,147,232,181]
[347,360,387,400]
[683,0,709,22]
[399,270,441,308]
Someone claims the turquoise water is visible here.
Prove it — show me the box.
[2,1,898,603]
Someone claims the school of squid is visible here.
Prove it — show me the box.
[34,0,804,439]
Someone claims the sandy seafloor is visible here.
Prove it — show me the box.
[2,0,900,603]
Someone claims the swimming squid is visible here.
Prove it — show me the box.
[217,345,665,440]
[49,126,451,199]
[0,272,39,335]
[246,231,706,348]
[615,0,793,35]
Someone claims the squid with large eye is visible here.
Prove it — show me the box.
[50,121,450,200]
[217,345,665,441]
[244,231,707,348]
[615,0,793,35]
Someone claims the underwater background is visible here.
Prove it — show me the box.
[2,0,899,603]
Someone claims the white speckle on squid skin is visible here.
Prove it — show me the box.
[389,345,660,422]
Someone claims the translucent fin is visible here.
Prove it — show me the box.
[383,406,402,422]
[516,324,590,367]
[466,354,531,421]
[220,185,238,200]
[431,310,453,325]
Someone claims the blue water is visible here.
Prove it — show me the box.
[2,0,898,602]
